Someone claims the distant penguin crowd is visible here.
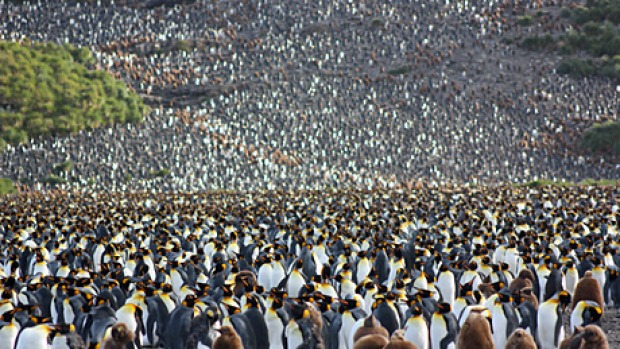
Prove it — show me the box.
[0,186,617,349]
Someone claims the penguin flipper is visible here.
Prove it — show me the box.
[554,305,563,347]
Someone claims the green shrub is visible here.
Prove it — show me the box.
[150,168,171,177]
[42,175,67,185]
[0,178,15,195]
[517,15,534,26]
[0,41,147,150]
[520,35,556,50]
[557,58,596,77]
[580,121,620,156]
[387,65,410,75]
[52,161,73,175]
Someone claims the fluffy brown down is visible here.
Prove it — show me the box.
[562,325,609,349]
[383,329,419,349]
[572,271,604,310]
[213,325,244,349]
[352,334,390,349]
[102,323,135,349]
[509,269,534,294]
[505,329,537,349]
[455,313,495,349]
[353,315,389,343]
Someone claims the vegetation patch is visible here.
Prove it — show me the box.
[519,178,620,187]
[580,120,620,157]
[0,178,15,196]
[388,65,411,76]
[42,175,67,186]
[0,40,147,151]
[521,0,620,80]
[52,161,73,176]
[149,168,171,177]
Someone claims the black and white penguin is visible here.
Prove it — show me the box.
[490,291,519,349]
[430,302,458,349]
[537,290,571,349]
[403,304,429,349]
[51,323,86,349]
[15,324,57,349]
[265,296,287,349]
[570,300,603,333]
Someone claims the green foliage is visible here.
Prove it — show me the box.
[521,0,620,80]
[52,161,73,175]
[176,40,190,52]
[520,35,556,50]
[517,15,534,26]
[150,168,171,177]
[387,65,411,75]
[0,41,147,150]
[580,121,620,156]
[0,178,15,196]
[42,175,67,185]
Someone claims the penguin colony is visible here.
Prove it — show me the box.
[2,0,620,192]
[0,186,617,349]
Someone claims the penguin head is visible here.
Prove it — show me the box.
[558,290,571,308]
[436,302,452,314]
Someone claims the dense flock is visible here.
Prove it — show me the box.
[0,186,618,348]
[0,0,619,191]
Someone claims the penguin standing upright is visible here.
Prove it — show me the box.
[15,324,57,349]
[115,303,143,349]
[430,302,458,349]
[537,290,571,349]
[352,315,389,344]
[436,264,456,306]
[353,334,389,349]
[403,304,429,349]
[490,291,519,349]
[264,297,287,349]
[0,309,19,349]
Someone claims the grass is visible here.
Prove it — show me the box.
[0,178,15,195]
[519,178,620,187]
[0,40,147,151]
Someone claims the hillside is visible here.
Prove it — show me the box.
[0,0,618,191]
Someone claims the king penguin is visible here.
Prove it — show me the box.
[430,302,458,349]
[537,290,571,349]
[383,329,418,349]
[15,324,57,349]
[403,304,429,349]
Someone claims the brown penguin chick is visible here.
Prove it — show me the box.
[505,329,537,349]
[572,271,604,310]
[517,286,539,309]
[353,315,389,343]
[305,302,325,349]
[567,325,609,349]
[102,323,135,349]
[456,312,495,349]
[509,269,534,293]
[384,329,419,349]
[352,334,389,349]
[559,327,584,349]
[213,325,243,349]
